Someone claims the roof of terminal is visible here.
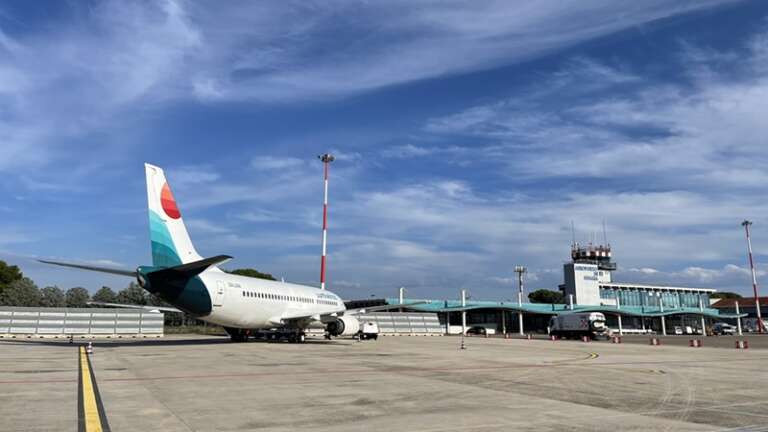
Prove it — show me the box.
[599,282,716,293]
[711,297,768,308]
[384,298,744,319]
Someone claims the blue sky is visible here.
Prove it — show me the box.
[2,0,768,300]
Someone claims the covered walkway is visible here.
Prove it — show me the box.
[383,298,746,336]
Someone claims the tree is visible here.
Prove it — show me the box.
[92,286,117,304]
[40,286,66,307]
[528,289,564,304]
[227,268,277,281]
[0,260,23,286]
[710,292,742,299]
[65,287,90,308]
[116,282,147,305]
[0,260,24,303]
[0,277,41,306]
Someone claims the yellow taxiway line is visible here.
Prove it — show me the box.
[79,346,109,432]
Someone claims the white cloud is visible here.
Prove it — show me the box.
[421,31,768,196]
[0,0,735,183]
[380,144,435,159]
[0,228,34,247]
[185,1,730,102]
[185,218,231,235]
[251,156,305,170]
[627,267,660,275]
[166,166,221,187]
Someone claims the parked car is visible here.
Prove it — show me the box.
[466,326,487,336]
[743,318,768,333]
[673,326,683,335]
[712,322,737,335]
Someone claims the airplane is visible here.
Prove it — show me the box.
[41,163,408,342]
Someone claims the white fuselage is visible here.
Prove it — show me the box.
[197,271,346,329]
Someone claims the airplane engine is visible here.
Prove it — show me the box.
[325,316,360,337]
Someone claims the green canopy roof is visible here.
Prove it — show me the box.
[386,298,745,320]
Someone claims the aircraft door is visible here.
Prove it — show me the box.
[213,281,225,306]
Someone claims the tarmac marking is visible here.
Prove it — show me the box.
[1,353,765,386]
[78,346,110,432]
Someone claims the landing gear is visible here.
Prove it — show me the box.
[224,327,249,342]
[286,331,307,343]
[225,327,306,343]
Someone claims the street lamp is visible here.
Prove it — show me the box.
[514,265,526,335]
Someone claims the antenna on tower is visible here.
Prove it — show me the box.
[602,219,609,246]
[570,220,576,247]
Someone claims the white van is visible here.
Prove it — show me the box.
[358,321,379,340]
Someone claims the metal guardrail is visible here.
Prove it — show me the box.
[356,312,444,335]
[0,307,164,338]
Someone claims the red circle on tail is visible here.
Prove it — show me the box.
[161,182,181,219]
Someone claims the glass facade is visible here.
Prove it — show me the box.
[599,286,711,308]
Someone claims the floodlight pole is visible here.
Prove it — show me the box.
[515,266,526,335]
[616,291,623,336]
[318,153,335,290]
[742,220,764,333]
[461,289,467,335]
[659,292,667,336]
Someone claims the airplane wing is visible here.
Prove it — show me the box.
[38,259,137,277]
[269,312,322,327]
[87,301,182,313]
[270,301,432,326]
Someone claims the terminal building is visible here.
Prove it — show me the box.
[561,243,714,310]
[352,243,743,336]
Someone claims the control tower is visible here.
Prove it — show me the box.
[570,243,616,271]
[561,242,616,305]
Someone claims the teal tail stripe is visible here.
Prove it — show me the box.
[149,211,182,267]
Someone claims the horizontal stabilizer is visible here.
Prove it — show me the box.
[38,259,137,277]
[149,254,232,279]
[88,301,182,313]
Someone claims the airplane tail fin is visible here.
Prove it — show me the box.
[145,163,204,267]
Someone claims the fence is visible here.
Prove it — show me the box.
[356,312,443,335]
[0,307,164,338]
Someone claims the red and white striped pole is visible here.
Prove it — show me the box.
[742,220,764,333]
[319,154,335,290]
